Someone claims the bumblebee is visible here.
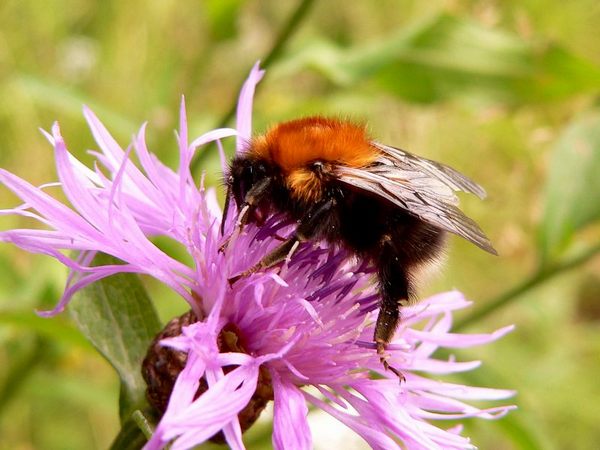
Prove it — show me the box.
[223,117,496,376]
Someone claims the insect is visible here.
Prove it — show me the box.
[222,117,496,377]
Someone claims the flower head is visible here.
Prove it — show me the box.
[0,62,515,449]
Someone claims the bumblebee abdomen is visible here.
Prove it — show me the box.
[252,117,379,171]
[337,188,446,267]
[338,191,388,252]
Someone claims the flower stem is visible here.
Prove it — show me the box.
[455,242,600,331]
[0,337,49,414]
[190,0,317,173]
[261,0,318,69]
[132,410,155,439]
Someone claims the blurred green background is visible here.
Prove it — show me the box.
[1,1,600,449]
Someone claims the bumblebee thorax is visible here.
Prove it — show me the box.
[285,160,335,204]
[248,117,379,204]
[251,117,379,172]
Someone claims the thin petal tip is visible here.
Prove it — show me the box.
[35,306,64,318]
[251,60,265,78]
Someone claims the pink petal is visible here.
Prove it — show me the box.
[272,371,312,450]
[0,169,99,240]
[408,325,515,348]
[236,61,264,154]
[166,364,259,448]
[304,391,399,450]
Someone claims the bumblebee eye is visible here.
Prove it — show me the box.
[238,164,254,185]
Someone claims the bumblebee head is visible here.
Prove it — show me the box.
[227,155,272,209]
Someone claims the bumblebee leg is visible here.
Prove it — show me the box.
[220,180,233,236]
[228,237,300,284]
[375,235,411,381]
[229,198,336,283]
[375,292,405,381]
[220,177,272,252]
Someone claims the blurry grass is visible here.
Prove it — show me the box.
[1,0,600,449]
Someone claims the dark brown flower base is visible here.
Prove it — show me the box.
[142,310,274,443]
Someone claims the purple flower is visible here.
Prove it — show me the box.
[0,62,515,450]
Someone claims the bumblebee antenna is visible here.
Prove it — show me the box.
[220,182,233,236]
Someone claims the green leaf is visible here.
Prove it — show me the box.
[539,110,600,262]
[282,14,600,104]
[0,310,93,351]
[69,254,161,422]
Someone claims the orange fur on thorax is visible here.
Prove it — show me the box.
[251,117,379,203]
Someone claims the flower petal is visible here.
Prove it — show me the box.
[236,61,264,154]
[272,371,312,450]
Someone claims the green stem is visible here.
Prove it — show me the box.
[190,0,317,174]
[455,242,600,331]
[0,336,49,414]
[110,412,151,450]
[261,0,317,69]
[132,410,155,439]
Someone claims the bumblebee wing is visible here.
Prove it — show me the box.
[336,143,497,254]
[374,143,487,199]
